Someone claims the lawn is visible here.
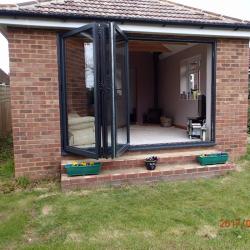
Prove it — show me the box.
[0,136,250,250]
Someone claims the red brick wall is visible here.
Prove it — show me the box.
[216,39,249,159]
[8,28,61,179]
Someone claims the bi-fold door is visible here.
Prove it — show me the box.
[59,22,130,159]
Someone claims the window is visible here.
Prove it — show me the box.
[180,55,201,100]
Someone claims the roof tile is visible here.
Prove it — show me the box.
[0,0,249,26]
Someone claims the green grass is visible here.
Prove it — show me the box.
[248,106,250,134]
[0,138,250,249]
[0,135,14,179]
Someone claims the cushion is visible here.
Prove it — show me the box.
[68,115,95,126]
[69,127,95,146]
[69,122,94,130]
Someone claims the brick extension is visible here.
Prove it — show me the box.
[7,27,249,180]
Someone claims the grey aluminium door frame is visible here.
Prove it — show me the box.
[110,22,130,158]
[58,23,102,159]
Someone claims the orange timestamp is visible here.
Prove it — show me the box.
[219,219,250,228]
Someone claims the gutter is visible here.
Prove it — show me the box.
[1,9,250,30]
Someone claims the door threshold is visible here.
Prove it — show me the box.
[129,141,216,151]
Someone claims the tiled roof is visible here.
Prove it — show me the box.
[0,0,250,28]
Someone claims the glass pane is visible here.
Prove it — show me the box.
[180,57,201,100]
[115,32,128,150]
[180,63,187,98]
[64,31,96,151]
[103,28,113,151]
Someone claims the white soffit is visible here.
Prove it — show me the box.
[0,17,250,38]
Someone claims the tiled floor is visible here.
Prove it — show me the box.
[71,125,202,149]
[120,125,201,145]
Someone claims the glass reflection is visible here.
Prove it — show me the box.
[65,33,96,151]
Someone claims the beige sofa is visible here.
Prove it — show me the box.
[68,113,95,147]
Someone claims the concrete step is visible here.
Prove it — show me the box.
[61,162,235,191]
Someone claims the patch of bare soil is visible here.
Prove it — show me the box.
[220,176,232,184]
[91,229,124,242]
[236,161,248,172]
[24,229,40,245]
[196,225,217,239]
[65,232,85,243]
[37,192,58,200]
[65,190,92,197]
[168,226,188,236]
[42,205,53,216]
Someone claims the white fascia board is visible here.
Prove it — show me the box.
[0,16,87,29]
[120,24,250,39]
[1,16,250,38]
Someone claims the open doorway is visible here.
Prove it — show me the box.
[128,39,213,146]
[59,23,215,158]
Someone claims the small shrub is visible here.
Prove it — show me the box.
[0,180,16,194]
[248,106,250,134]
[0,135,13,161]
[16,176,30,189]
[0,159,14,179]
[0,135,14,181]
[0,176,32,193]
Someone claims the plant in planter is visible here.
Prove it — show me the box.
[197,152,228,166]
[145,156,158,171]
[64,161,102,176]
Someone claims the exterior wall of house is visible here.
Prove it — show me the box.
[7,27,249,179]
[8,28,61,179]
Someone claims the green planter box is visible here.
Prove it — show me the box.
[64,162,101,177]
[197,153,229,166]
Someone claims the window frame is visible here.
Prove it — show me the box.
[58,23,102,158]
[180,55,201,100]
[125,34,217,151]
[58,26,217,157]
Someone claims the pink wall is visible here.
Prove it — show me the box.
[158,44,209,126]
[130,52,155,124]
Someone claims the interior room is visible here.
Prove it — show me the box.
[128,39,212,146]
